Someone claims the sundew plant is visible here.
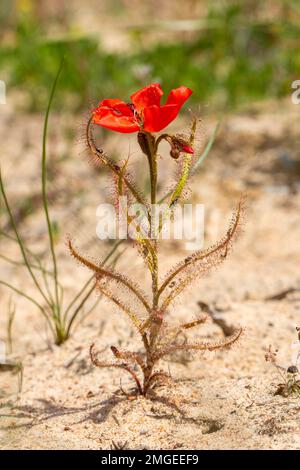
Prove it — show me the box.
[68,83,245,397]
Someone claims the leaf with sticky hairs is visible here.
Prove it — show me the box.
[90,343,143,394]
[67,236,151,314]
[159,198,245,310]
[153,327,244,362]
[95,281,144,333]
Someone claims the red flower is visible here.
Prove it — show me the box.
[92,83,192,134]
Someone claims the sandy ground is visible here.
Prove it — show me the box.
[0,99,300,449]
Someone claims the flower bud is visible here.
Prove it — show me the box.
[287,365,298,374]
[138,132,155,157]
[167,135,194,159]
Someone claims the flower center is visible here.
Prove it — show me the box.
[127,103,143,127]
[126,103,136,113]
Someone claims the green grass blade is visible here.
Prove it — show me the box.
[191,119,221,174]
[65,283,96,338]
[0,169,52,308]
[41,56,65,317]
[0,253,49,273]
[0,280,54,334]
[7,297,16,355]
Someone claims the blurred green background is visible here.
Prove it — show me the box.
[0,0,299,112]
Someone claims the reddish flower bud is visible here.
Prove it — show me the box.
[182,144,194,154]
[137,131,155,157]
[166,135,194,159]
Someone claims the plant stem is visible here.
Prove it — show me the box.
[41,57,64,319]
[142,133,161,383]
[7,297,16,355]
[143,133,159,310]
[0,252,51,274]
[65,283,96,338]
[145,133,157,205]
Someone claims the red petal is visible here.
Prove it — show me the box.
[143,104,179,132]
[166,86,192,109]
[92,108,139,133]
[93,100,133,117]
[100,99,124,107]
[130,83,163,112]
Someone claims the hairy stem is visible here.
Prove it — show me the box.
[86,118,149,215]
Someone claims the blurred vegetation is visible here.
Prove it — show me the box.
[0,0,299,111]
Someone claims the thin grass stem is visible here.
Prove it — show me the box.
[0,170,52,308]
[41,57,65,317]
